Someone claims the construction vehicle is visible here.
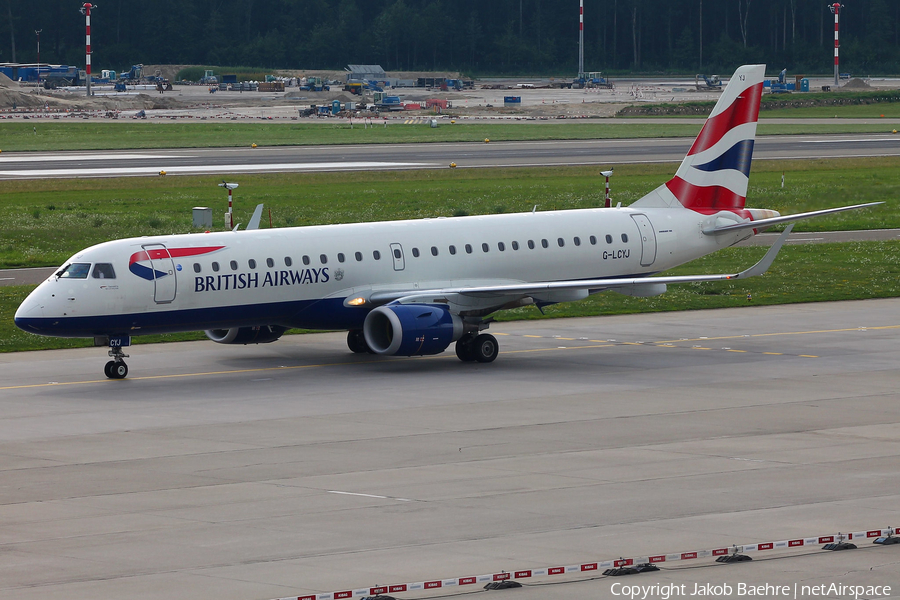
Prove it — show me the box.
[41,66,86,89]
[120,64,143,82]
[373,92,404,111]
[199,69,218,85]
[571,71,612,89]
[695,74,722,90]
[299,76,329,92]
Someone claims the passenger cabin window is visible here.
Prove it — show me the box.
[512,241,519,250]
[541,239,549,248]
[92,263,116,279]
[249,259,257,269]
[412,248,420,258]
[590,235,597,245]
[482,243,490,253]
[373,250,381,260]
[431,246,438,256]
[193,263,202,273]
[449,245,457,255]
[621,233,629,243]
[212,262,220,272]
[302,255,311,266]
[230,260,238,271]
[285,257,293,267]
[58,263,91,279]
[498,242,505,251]
[266,258,275,268]
[528,240,535,249]
[355,252,363,262]
[320,254,328,264]
[465,244,473,254]
[557,238,565,247]
[605,235,613,244]
[574,237,581,246]
[396,248,404,259]
[338,253,345,263]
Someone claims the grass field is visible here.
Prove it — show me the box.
[0,157,895,270]
[1,119,899,152]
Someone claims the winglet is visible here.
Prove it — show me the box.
[732,223,794,279]
[246,204,265,231]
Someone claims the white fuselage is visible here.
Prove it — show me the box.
[14,204,743,339]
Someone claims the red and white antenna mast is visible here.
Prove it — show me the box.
[80,3,95,97]
[829,3,843,87]
[578,0,584,79]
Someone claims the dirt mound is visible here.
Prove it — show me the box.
[841,78,873,90]
[0,72,14,87]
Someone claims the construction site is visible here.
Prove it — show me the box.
[3,61,899,123]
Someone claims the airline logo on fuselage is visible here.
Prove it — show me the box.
[129,246,225,281]
[194,267,330,292]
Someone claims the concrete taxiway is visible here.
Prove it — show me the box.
[1,299,898,600]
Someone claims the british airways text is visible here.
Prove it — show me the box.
[194,268,330,292]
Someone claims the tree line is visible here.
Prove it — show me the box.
[3,0,899,76]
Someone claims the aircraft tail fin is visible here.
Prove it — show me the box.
[632,64,766,212]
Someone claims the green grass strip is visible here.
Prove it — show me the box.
[1,120,899,152]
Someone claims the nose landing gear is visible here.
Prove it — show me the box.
[101,336,130,379]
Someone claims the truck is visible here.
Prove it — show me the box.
[571,71,612,89]
[199,69,218,85]
[41,65,86,89]
[299,76,329,92]
[373,92,404,111]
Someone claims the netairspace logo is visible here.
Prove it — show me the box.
[610,582,892,600]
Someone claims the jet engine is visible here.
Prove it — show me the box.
[363,305,463,356]
[205,325,288,345]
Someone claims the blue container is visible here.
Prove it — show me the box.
[503,96,521,104]
[800,78,810,92]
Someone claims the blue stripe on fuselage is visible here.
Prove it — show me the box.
[14,298,365,338]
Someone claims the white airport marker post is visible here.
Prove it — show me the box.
[219,182,239,229]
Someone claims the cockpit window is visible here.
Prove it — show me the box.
[92,263,116,279]
[57,263,91,279]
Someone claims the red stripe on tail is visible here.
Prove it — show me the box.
[688,83,763,156]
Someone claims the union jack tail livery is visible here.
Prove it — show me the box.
[633,64,766,216]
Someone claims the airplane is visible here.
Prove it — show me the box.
[14,64,880,379]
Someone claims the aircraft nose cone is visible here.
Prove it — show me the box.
[14,293,45,332]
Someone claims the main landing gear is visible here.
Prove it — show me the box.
[455,333,499,363]
[104,345,129,379]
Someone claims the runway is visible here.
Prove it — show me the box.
[0,133,899,179]
[1,299,898,600]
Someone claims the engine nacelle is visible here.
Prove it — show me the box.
[205,325,288,345]
[363,305,463,356]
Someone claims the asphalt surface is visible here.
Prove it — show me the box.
[1,299,898,600]
[1,133,899,179]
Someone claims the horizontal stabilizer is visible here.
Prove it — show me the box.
[703,202,883,234]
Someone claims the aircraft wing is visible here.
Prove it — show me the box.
[703,202,883,235]
[367,224,794,306]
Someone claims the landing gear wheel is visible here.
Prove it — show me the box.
[347,329,370,353]
[105,360,128,379]
[472,333,499,363]
[455,334,477,362]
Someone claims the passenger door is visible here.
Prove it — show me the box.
[142,244,177,303]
